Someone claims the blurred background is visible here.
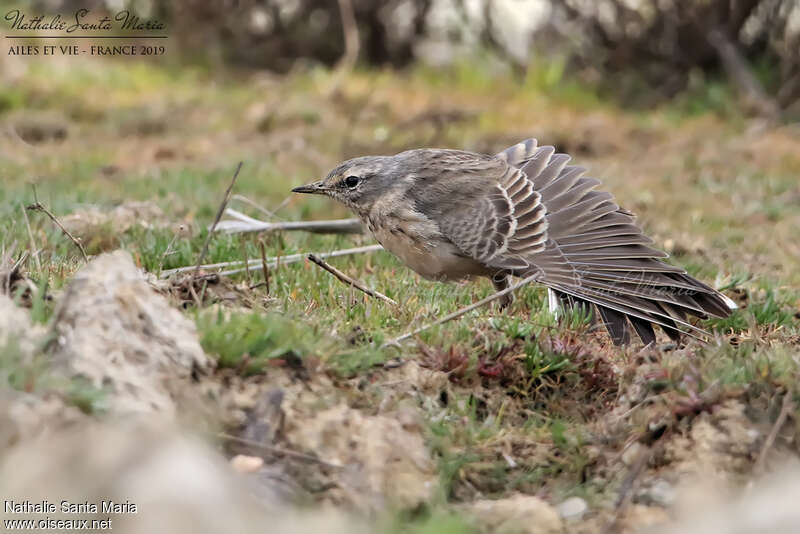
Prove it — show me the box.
[23,0,800,115]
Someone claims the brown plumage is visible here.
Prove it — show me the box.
[292,138,735,345]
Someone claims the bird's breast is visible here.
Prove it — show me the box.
[368,214,487,281]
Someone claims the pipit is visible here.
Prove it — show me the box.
[292,138,735,345]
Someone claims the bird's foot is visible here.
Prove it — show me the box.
[497,292,514,311]
[492,273,514,311]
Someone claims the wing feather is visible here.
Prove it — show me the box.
[490,138,733,344]
[439,163,549,269]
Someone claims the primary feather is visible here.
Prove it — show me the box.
[491,138,733,344]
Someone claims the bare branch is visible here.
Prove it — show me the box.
[308,253,397,306]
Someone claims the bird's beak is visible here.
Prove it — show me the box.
[291,181,328,194]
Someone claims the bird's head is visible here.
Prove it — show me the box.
[291,155,399,216]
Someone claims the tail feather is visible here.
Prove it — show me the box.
[598,306,631,345]
[498,139,733,345]
[629,315,657,345]
[547,281,707,342]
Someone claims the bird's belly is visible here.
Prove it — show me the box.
[372,226,486,281]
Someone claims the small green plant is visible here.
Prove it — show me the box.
[523,342,572,380]
[197,309,318,372]
[710,287,795,333]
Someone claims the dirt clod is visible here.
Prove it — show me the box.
[462,494,563,534]
[285,403,437,513]
[61,201,169,251]
[50,250,212,416]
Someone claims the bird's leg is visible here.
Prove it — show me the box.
[491,272,514,310]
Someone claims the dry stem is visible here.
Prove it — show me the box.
[259,240,270,295]
[308,253,397,306]
[26,201,88,262]
[194,161,243,275]
[21,204,41,272]
[381,272,540,348]
[217,432,343,469]
[161,244,383,278]
[216,209,362,235]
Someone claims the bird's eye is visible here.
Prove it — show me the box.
[344,175,360,188]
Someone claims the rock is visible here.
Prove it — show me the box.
[557,496,588,520]
[463,494,563,534]
[285,403,437,513]
[621,504,670,531]
[0,293,45,362]
[0,390,86,450]
[0,421,367,534]
[0,297,86,448]
[663,400,760,483]
[60,201,172,250]
[636,478,676,508]
[50,250,212,416]
[231,455,264,474]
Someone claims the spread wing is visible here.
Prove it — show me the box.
[494,138,734,345]
[438,162,549,272]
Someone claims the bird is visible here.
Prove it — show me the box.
[291,138,735,345]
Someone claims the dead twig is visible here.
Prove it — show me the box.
[26,201,88,262]
[217,432,343,469]
[381,272,540,348]
[216,209,362,235]
[259,240,270,295]
[161,244,383,278]
[194,161,243,276]
[755,391,795,475]
[308,253,397,306]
